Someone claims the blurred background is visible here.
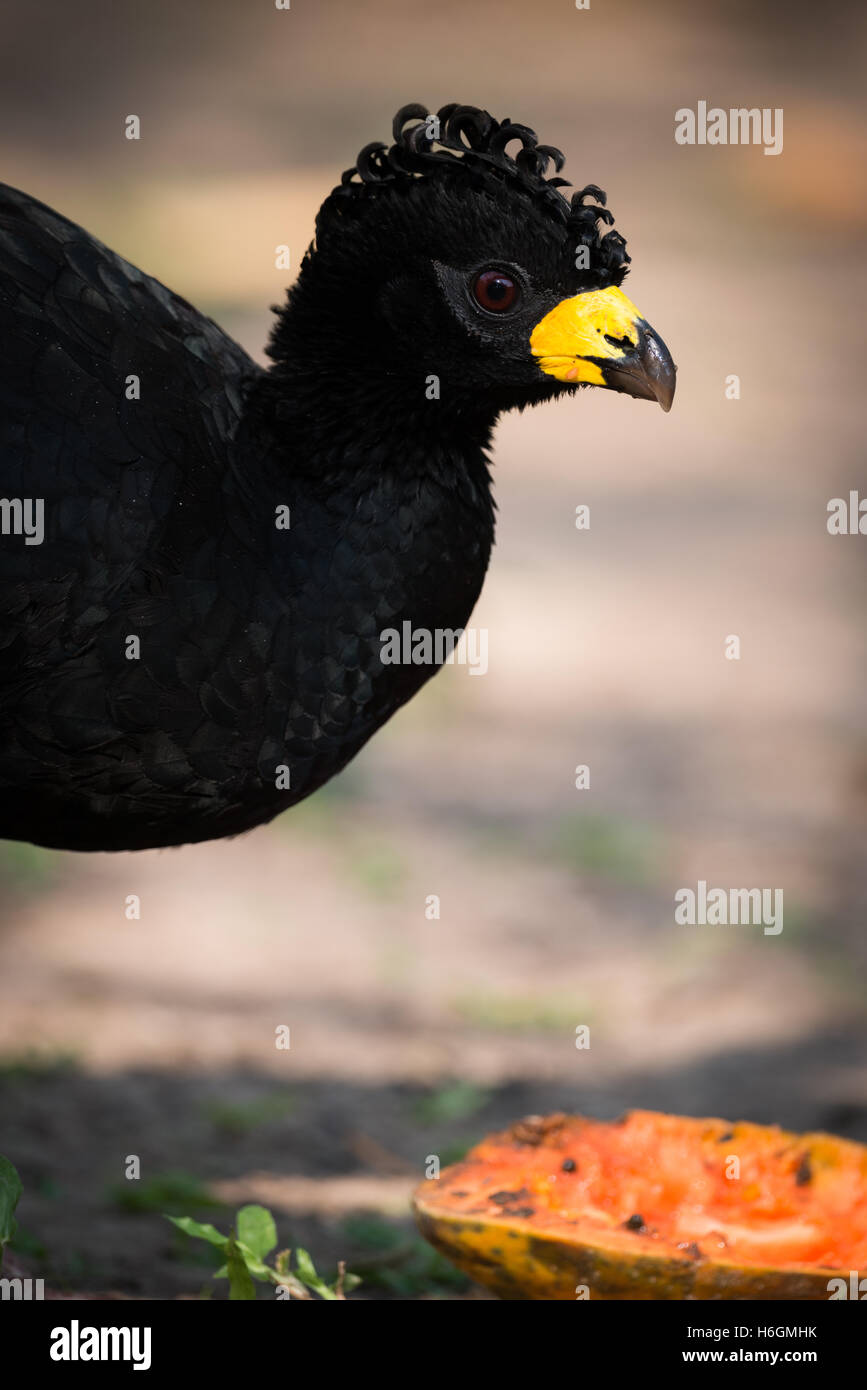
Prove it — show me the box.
[0,0,865,1298]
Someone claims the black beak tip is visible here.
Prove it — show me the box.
[596,322,676,412]
[638,322,677,412]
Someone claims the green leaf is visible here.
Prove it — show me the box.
[236,1204,277,1261]
[166,1215,228,1249]
[213,1257,273,1283]
[295,1246,337,1300]
[226,1233,256,1300]
[0,1155,23,1257]
[233,1241,272,1282]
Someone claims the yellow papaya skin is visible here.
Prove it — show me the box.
[412,1111,867,1301]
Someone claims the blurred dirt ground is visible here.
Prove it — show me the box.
[1,0,866,1297]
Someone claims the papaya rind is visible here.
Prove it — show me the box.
[413,1199,839,1300]
[412,1110,866,1301]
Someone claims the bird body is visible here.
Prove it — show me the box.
[0,104,674,852]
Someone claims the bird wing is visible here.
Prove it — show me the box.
[0,181,259,692]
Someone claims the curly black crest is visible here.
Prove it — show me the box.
[325,103,630,285]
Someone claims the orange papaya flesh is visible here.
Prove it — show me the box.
[413,1110,867,1300]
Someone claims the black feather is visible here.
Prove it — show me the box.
[0,104,638,851]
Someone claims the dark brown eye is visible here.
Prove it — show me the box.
[471,269,519,314]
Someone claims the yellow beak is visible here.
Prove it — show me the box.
[530,285,676,411]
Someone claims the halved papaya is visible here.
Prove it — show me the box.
[413,1110,867,1300]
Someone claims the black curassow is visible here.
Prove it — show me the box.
[0,104,675,852]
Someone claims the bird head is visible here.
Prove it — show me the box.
[267,104,675,444]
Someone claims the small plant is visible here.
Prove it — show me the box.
[111,1169,224,1215]
[0,1049,78,1083]
[0,1154,22,1271]
[411,1079,491,1127]
[201,1091,294,1137]
[341,1214,470,1297]
[0,840,57,891]
[167,1203,360,1300]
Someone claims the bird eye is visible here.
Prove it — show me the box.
[471,269,519,314]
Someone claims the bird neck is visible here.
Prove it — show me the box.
[255,257,502,483]
[250,368,498,492]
